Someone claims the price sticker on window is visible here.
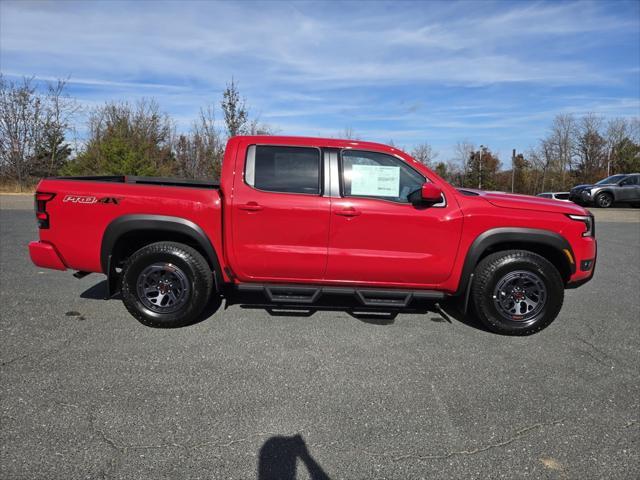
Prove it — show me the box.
[351,164,400,197]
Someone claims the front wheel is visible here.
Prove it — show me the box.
[121,242,214,328]
[471,250,564,335]
[594,192,613,208]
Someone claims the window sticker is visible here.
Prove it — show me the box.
[350,164,400,197]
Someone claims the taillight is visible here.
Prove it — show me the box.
[34,192,55,229]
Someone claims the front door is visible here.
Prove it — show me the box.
[618,175,640,202]
[231,145,330,282]
[325,149,463,287]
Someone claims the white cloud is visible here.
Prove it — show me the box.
[1,0,638,156]
[2,0,632,89]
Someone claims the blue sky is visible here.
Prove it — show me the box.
[1,0,639,163]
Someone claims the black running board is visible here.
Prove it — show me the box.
[235,284,444,308]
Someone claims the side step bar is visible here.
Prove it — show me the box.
[236,284,445,308]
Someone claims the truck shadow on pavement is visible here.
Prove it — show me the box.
[80,280,486,331]
[258,434,331,480]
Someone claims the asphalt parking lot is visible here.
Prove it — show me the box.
[1,194,638,479]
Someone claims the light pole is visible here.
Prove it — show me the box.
[511,149,516,193]
[478,145,484,190]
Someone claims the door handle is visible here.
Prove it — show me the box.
[239,201,263,212]
[335,207,361,217]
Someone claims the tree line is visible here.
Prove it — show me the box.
[411,113,639,193]
[0,76,270,189]
[1,74,638,192]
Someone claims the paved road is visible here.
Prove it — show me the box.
[1,195,638,479]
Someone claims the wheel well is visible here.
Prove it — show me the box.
[477,241,572,283]
[111,230,213,271]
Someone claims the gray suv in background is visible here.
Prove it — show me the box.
[569,173,640,208]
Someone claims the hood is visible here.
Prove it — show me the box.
[465,190,588,215]
[571,184,593,192]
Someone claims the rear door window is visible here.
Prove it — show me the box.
[245,145,321,194]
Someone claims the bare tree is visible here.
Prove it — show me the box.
[435,159,465,185]
[529,140,555,192]
[411,142,438,167]
[630,117,640,144]
[0,75,76,189]
[37,80,79,178]
[0,76,43,188]
[221,78,248,138]
[573,113,607,183]
[175,106,224,179]
[549,113,575,188]
[247,116,275,136]
[341,126,359,140]
[605,118,630,175]
[454,140,474,187]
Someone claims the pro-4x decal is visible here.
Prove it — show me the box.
[63,195,121,205]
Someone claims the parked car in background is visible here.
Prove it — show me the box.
[536,192,571,202]
[569,173,640,208]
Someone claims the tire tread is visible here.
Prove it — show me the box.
[472,249,564,335]
[121,241,213,328]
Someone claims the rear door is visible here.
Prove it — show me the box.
[230,144,330,282]
[325,149,463,287]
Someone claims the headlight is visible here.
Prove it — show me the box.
[582,190,592,197]
[568,214,595,237]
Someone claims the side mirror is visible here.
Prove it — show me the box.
[409,182,443,204]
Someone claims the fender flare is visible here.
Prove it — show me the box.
[456,227,575,299]
[101,214,222,295]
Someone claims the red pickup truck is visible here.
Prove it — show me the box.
[29,136,596,335]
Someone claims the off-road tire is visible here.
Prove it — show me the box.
[121,242,213,328]
[471,250,564,336]
[594,192,613,208]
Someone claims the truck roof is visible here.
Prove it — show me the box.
[229,135,406,157]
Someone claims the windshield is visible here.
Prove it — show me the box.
[596,175,626,185]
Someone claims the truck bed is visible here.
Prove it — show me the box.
[51,175,219,189]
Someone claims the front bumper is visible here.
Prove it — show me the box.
[29,241,67,271]
[566,238,596,288]
[569,191,591,205]
[579,191,594,204]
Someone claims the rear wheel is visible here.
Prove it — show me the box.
[121,242,213,328]
[471,250,564,335]
[594,192,613,208]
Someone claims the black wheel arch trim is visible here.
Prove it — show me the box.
[456,227,575,300]
[101,214,222,296]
